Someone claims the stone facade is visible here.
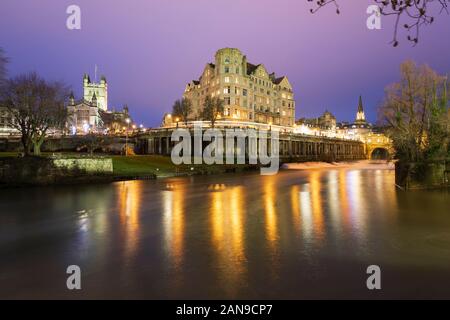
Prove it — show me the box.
[67,93,103,134]
[83,74,108,111]
[184,48,295,126]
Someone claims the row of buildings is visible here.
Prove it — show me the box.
[1,48,388,147]
[164,48,388,145]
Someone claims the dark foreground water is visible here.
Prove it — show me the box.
[1,163,449,299]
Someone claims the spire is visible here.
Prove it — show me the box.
[355,95,366,123]
[91,92,97,106]
[358,95,364,113]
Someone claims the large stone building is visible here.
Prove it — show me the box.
[183,48,295,126]
[83,74,108,111]
[67,92,103,134]
[68,74,132,134]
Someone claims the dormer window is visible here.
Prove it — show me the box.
[224,57,230,64]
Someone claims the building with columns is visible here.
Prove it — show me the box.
[183,48,296,127]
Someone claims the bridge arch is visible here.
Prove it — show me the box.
[370,147,390,160]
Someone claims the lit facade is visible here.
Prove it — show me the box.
[83,74,108,111]
[183,48,296,126]
[67,92,103,134]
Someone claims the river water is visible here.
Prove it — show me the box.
[0,162,449,299]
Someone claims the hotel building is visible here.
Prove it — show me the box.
[183,48,296,126]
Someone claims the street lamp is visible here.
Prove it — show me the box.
[175,117,180,128]
[125,118,131,156]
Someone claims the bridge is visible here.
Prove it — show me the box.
[135,126,366,162]
[362,132,394,160]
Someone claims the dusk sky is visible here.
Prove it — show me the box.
[1,0,449,127]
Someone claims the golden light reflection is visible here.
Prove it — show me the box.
[309,171,325,241]
[163,185,185,270]
[327,171,341,229]
[264,177,278,250]
[117,181,143,257]
[290,185,301,235]
[210,186,246,297]
[338,169,351,230]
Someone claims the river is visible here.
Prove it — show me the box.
[0,161,449,299]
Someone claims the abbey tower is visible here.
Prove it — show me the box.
[83,74,108,111]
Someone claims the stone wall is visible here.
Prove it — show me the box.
[52,157,113,173]
[0,156,113,186]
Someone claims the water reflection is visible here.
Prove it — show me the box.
[162,184,185,270]
[117,181,143,259]
[264,177,278,251]
[210,185,246,296]
[4,164,450,299]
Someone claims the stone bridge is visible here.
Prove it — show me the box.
[363,133,394,160]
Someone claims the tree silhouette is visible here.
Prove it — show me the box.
[172,98,192,125]
[308,0,449,46]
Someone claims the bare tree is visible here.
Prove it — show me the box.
[172,98,192,125]
[201,96,224,128]
[378,60,449,162]
[308,0,449,46]
[0,72,69,156]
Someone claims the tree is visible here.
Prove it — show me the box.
[201,96,224,128]
[308,0,449,46]
[172,98,192,125]
[378,60,449,162]
[0,72,70,156]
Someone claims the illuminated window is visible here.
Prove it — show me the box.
[224,77,230,83]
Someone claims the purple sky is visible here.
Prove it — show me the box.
[1,0,449,127]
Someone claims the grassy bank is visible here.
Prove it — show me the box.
[0,152,260,184]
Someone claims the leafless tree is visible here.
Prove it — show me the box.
[308,0,449,46]
[201,96,225,128]
[0,72,70,156]
[378,60,449,162]
[172,98,192,125]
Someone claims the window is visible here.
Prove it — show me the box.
[243,89,247,96]
[224,97,231,105]
[236,97,240,106]
[224,77,230,83]
[224,86,231,94]
[236,67,239,74]
[224,66,230,73]
[235,78,239,84]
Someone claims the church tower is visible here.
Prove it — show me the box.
[83,73,108,111]
[355,95,366,124]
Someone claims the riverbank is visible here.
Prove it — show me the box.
[0,152,261,187]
